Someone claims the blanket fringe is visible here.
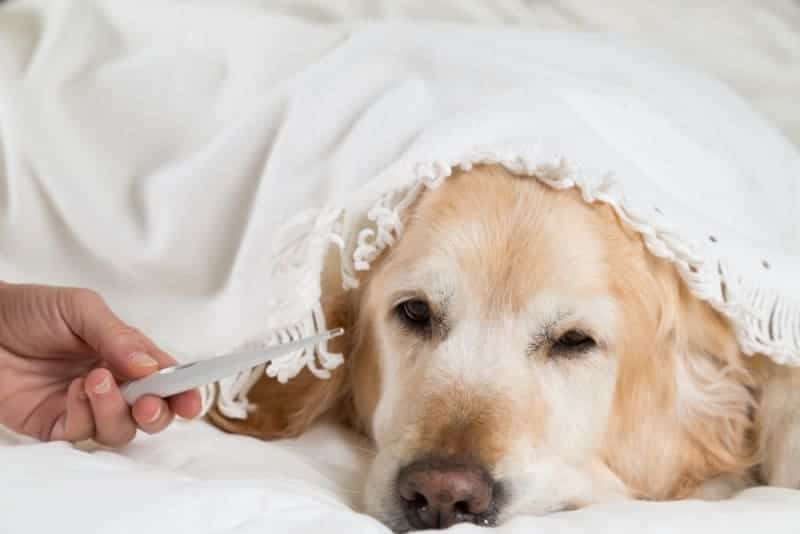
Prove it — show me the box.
[345,147,800,367]
[204,147,799,420]
[201,208,346,420]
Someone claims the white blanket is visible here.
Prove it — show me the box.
[1,1,799,533]
[262,0,800,148]
[3,420,800,534]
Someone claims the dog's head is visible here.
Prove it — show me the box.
[211,165,756,531]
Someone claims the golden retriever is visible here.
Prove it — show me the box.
[209,164,800,531]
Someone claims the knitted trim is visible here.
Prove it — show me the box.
[200,207,346,419]
[345,148,800,366]
[203,147,799,419]
[201,300,344,419]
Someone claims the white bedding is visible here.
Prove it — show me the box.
[254,0,800,148]
[4,419,800,534]
[1,1,799,533]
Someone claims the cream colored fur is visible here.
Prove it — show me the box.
[208,165,800,531]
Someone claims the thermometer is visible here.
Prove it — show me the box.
[120,328,344,404]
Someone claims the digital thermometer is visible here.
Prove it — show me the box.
[120,328,345,404]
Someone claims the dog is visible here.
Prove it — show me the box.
[209,164,800,532]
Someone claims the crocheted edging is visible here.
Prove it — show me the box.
[200,300,344,419]
[345,148,800,368]
[200,207,347,420]
[202,147,800,420]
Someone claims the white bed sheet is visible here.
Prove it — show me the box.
[1,1,799,533]
[0,419,383,533]
[4,419,800,534]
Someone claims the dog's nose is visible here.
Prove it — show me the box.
[397,459,496,529]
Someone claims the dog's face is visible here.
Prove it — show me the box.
[346,166,755,531]
[356,167,627,528]
[210,165,756,531]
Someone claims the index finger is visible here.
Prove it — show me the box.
[59,288,177,379]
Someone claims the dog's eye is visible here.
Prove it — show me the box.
[395,299,432,330]
[552,330,596,355]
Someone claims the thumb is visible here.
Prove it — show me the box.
[59,288,175,380]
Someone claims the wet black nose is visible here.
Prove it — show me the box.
[396,458,497,529]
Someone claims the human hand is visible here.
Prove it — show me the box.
[0,282,201,445]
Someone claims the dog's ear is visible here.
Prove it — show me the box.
[668,280,757,494]
[207,259,356,440]
[605,254,756,499]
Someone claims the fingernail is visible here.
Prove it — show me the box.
[93,375,112,395]
[130,352,158,368]
[144,405,162,424]
[76,379,88,401]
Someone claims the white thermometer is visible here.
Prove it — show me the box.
[120,328,345,405]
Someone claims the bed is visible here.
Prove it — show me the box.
[1,1,799,533]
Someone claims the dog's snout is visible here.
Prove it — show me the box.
[397,458,497,529]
